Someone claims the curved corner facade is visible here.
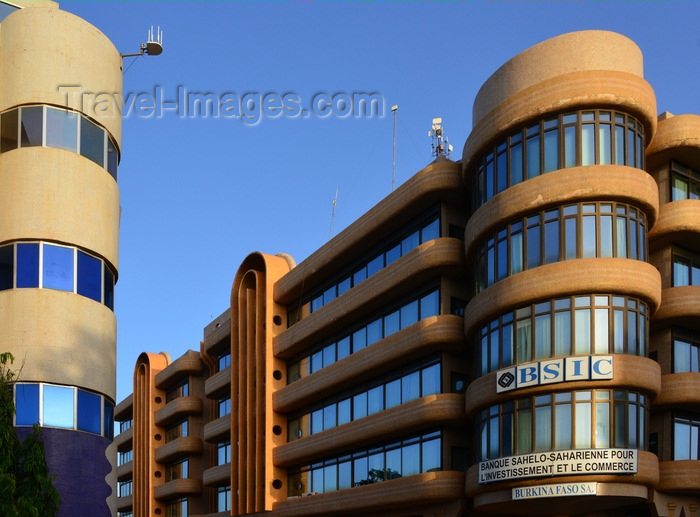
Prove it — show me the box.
[645,112,700,512]
[462,30,699,517]
[0,3,122,516]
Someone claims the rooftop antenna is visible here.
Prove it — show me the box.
[121,26,164,58]
[391,105,398,191]
[428,117,454,160]
[329,188,338,240]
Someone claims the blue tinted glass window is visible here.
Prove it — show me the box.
[43,385,75,429]
[422,364,440,396]
[385,244,401,266]
[323,405,336,430]
[77,389,101,434]
[0,245,13,290]
[15,384,40,426]
[367,386,383,415]
[421,219,440,242]
[353,392,367,419]
[43,244,74,292]
[422,438,441,472]
[337,398,351,426]
[401,300,419,328]
[337,336,350,361]
[104,265,115,311]
[337,276,351,296]
[45,107,78,152]
[352,267,367,286]
[367,319,382,346]
[511,142,523,184]
[384,310,400,335]
[322,344,335,369]
[402,371,420,402]
[20,106,43,147]
[420,291,439,318]
[352,328,366,352]
[77,251,102,302]
[385,379,401,409]
[526,133,540,179]
[366,255,383,277]
[16,243,39,288]
[311,409,323,434]
[323,285,336,305]
[104,400,114,440]
[401,231,420,255]
[311,350,323,373]
[80,117,105,167]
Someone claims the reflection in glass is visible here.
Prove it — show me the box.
[16,243,39,288]
[15,384,40,426]
[77,251,102,302]
[80,116,104,167]
[77,389,101,434]
[43,244,74,292]
[43,384,75,429]
[20,106,43,147]
[46,107,78,152]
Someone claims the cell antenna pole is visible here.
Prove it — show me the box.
[391,105,398,191]
[329,188,338,240]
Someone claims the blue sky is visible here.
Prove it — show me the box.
[58,1,700,403]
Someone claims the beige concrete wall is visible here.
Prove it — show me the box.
[462,30,657,175]
[0,288,116,399]
[0,147,120,269]
[0,5,122,146]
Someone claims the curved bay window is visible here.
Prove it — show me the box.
[476,390,648,461]
[0,241,115,311]
[14,382,114,438]
[476,202,647,292]
[477,294,648,376]
[472,110,645,210]
[0,105,119,180]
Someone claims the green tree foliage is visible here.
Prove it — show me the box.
[0,353,60,517]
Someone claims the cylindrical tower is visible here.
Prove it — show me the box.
[461,31,661,515]
[0,2,122,516]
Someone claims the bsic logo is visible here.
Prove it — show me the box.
[497,371,515,389]
[495,355,613,393]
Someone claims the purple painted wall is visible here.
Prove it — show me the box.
[16,427,113,517]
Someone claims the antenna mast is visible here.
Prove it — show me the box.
[428,118,454,160]
[391,105,398,191]
[121,26,164,58]
[329,188,338,240]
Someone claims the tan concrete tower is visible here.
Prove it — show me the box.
[461,30,663,515]
[0,2,122,515]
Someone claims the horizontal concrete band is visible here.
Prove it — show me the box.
[464,166,659,256]
[463,259,662,338]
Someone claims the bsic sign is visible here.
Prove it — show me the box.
[495,355,613,393]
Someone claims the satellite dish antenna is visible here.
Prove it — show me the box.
[121,26,164,58]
